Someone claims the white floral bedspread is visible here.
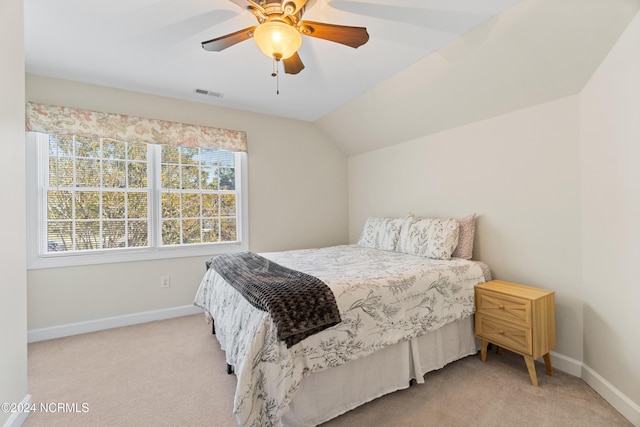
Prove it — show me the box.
[194,245,486,426]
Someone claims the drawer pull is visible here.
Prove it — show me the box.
[499,304,505,309]
[499,330,505,335]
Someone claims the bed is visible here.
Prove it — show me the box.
[193,215,490,426]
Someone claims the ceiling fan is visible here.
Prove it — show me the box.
[201,0,369,75]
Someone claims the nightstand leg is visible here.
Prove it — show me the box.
[524,356,539,387]
[543,353,553,376]
[480,340,488,362]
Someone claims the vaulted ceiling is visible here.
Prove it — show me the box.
[24,0,640,155]
[316,0,640,154]
[24,0,523,121]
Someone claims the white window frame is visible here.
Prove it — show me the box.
[26,132,248,269]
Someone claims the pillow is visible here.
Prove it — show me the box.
[451,213,476,260]
[396,214,416,253]
[357,217,404,251]
[396,217,459,260]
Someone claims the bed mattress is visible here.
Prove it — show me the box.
[194,244,486,426]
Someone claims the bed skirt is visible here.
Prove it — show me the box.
[282,316,479,426]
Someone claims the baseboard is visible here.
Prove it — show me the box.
[548,351,639,426]
[582,364,640,426]
[2,394,31,427]
[549,350,583,377]
[27,305,203,343]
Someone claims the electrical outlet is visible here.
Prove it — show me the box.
[160,275,171,289]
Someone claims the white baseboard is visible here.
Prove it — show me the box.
[2,394,31,427]
[27,305,203,343]
[582,364,640,426]
[549,350,583,377]
[548,351,639,426]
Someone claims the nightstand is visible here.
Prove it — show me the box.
[475,280,556,386]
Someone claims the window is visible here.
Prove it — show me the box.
[44,135,150,252]
[26,133,248,268]
[160,145,238,246]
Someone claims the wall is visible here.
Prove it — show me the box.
[26,75,348,330]
[580,10,640,415]
[348,96,584,362]
[0,0,29,425]
[347,9,640,420]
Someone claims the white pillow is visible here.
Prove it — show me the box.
[396,214,416,252]
[396,217,459,260]
[357,217,404,251]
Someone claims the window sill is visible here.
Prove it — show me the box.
[27,241,247,270]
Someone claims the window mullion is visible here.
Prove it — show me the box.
[199,159,204,244]
[71,136,77,252]
[149,144,161,250]
[178,149,183,245]
[99,137,104,251]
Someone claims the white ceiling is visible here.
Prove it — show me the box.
[24,0,523,122]
[316,0,640,154]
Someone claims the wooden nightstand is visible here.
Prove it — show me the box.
[475,280,556,386]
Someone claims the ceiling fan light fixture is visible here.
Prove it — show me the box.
[253,21,302,60]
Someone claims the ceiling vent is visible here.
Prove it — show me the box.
[194,88,223,98]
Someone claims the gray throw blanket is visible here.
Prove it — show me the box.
[207,252,342,347]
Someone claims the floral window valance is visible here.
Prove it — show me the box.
[25,102,247,153]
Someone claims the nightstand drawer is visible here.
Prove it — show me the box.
[476,289,531,327]
[475,314,532,355]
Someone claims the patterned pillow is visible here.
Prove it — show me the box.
[396,217,460,260]
[451,214,476,260]
[396,214,416,253]
[357,217,404,251]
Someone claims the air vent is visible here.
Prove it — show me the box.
[194,88,223,98]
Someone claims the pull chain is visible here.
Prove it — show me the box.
[271,58,280,95]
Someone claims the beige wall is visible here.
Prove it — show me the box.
[0,0,29,423]
[26,75,348,329]
[347,8,640,418]
[580,11,640,407]
[348,96,584,361]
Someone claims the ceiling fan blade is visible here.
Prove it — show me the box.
[283,52,305,74]
[303,0,317,14]
[227,0,250,11]
[298,21,369,48]
[201,26,256,52]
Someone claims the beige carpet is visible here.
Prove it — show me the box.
[24,314,631,427]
